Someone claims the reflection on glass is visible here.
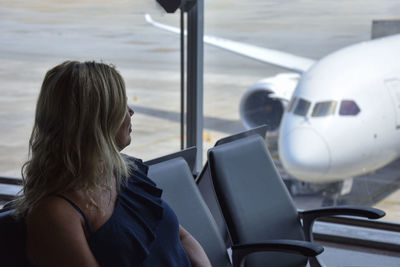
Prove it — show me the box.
[312,101,337,117]
[339,100,360,116]
[293,98,311,116]
[287,96,297,112]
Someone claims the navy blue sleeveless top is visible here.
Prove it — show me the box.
[60,157,191,267]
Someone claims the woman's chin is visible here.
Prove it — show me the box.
[117,138,131,151]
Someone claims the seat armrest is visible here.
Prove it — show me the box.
[231,239,324,267]
[299,206,385,241]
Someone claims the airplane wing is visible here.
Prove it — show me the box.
[145,14,316,73]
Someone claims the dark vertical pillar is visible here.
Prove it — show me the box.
[180,9,185,150]
[186,0,204,173]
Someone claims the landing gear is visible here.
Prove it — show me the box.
[321,178,353,206]
[284,179,318,196]
[282,176,354,207]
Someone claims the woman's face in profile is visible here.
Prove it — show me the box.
[116,105,134,151]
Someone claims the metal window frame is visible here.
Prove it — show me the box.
[185,0,204,174]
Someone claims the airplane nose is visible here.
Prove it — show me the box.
[279,127,331,182]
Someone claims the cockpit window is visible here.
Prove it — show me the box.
[293,98,311,116]
[287,96,297,112]
[339,100,360,116]
[311,101,337,117]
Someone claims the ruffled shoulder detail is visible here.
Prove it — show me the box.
[123,154,149,176]
[88,156,165,264]
[117,156,164,261]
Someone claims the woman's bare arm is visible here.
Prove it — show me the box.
[179,225,212,267]
[26,196,99,267]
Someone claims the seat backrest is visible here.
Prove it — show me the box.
[144,146,197,173]
[208,134,307,267]
[194,125,269,249]
[214,124,267,146]
[148,157,231,267]
[0,209,30,266]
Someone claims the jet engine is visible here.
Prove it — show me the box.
[239,73,300,135]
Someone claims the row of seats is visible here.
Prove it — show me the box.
[148,128,384,267]
[0,126,385,266]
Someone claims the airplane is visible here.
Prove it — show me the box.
[145,14,400,193]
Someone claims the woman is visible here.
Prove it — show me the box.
[14,61,211,267]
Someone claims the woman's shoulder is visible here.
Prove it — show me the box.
[26,195,83,228]
[25,195,100,266]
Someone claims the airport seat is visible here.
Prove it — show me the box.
[207,134,385,267]
[195,125,269,248]
[148,156,323,267]
[144,146,197,173]
[0,209,30,266]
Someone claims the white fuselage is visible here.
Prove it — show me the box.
[146,15,400,184]
[279,34,400,183]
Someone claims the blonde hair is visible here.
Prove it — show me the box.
[14,61,130,216]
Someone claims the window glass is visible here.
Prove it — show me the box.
[339,100,361,116]
[293,98,311,116]
[0,1,181,193]
[2,0,400,232]
[312,101,337,117]
[287,96,297,112]
[201,0,399,229]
